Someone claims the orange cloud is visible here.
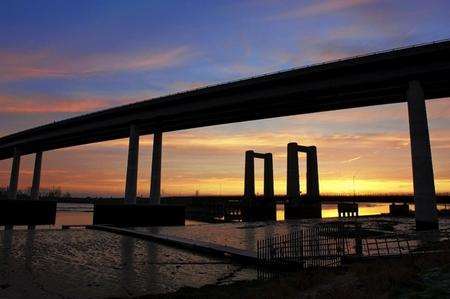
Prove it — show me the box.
[0,94,110,114]
[0,46,194,82]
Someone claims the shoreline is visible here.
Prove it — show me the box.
[2,216,450,298]
[132,247,450,299]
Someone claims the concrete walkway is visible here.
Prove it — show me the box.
[88,225,257,264]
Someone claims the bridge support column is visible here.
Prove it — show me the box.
[307,146,319,198]
[287,142,299,198]
[407,81,438,230]
[264,153,274,197]
[31,152,43,200]
[150,132,162,204]
[8,149,21,200]
[244,150,255,197]
[125,125,139,204]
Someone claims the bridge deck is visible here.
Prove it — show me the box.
[1,40,450,159]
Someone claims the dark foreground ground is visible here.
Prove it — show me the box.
[135,249,450,299]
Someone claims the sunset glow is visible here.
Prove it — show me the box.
[0,1,449,197]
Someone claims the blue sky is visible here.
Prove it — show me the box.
[0,0,449,196]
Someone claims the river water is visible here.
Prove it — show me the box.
[53,202,448,227]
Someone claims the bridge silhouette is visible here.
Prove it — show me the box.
[1,40,450,229]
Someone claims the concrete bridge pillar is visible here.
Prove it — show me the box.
[286,143,320,200]
[125,125,139,204]
[31,151,43,200]
[244,150,255,197]
[150,132,162,204]
[407,81,438,230]
[287,142,299,198]
[264,153,274,197]
[8,149,21,200]
[307,146,319,198]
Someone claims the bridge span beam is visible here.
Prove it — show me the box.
[407,81,438,230]
[31,151,43,200]
[8,149,21,200]
[150,132,162,204]
[125,125,139,204]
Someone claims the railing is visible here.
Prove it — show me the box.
[257,222,346,272]
[257,223,450,278]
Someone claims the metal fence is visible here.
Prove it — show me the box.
[343,228,450,258]
[257,222,346,272]
[257,222,450,277]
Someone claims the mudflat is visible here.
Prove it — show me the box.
[0,229,255,298]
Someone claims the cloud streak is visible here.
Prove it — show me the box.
[0,94,111,114]
[0,46,194,82]
[269,0,376,20]
[341,156,362,163]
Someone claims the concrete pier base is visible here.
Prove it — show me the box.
[0,199,56,226]
[284,201,322,219]
[389,203,411,217]
[241,199,276,222]
[93,203,185,226]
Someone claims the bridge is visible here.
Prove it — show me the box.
[1,40,450,229]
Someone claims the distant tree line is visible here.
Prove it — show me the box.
[0,186,71,199]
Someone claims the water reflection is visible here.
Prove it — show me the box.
[25,229,35,273]
[1,229,13,264]
[120,235,135,291]
[276,203,392,221]
[1,230,36,268]
[244,223,256,252]
[55,211,93,226]
[146,241,160,292]
[276,206,284,221]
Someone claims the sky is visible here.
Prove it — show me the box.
[0,0,449,197]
